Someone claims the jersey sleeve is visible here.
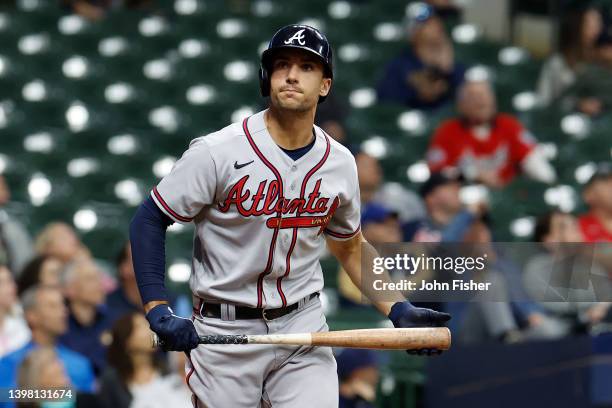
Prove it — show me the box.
[324,157,361,241]
[151,138,217,224]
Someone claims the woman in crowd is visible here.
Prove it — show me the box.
[537,6,603,107]
[99,313,191,408]
[17,255,63,295]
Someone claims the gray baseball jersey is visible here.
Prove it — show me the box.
[151,109,361,308]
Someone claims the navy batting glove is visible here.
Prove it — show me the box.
[146,304,200,352]
[388,301,451,356]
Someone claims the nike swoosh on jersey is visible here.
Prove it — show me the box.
[234,160,254,169]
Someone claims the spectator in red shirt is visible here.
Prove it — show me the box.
[579,163,612,242]
[426,79,556,188]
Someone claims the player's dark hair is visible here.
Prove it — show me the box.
[17,255,49,296]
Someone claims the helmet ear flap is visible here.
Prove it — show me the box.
[259,64,270,98]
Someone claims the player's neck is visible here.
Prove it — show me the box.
[265,107,315,150]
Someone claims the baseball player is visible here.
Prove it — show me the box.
[129,24,450,407]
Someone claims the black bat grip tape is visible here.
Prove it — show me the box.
[198,335,249,344]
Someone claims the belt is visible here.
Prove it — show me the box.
[195,293,319,321]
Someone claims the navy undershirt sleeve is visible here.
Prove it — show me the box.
[129,195,174,305]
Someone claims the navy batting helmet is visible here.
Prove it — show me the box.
[259,24,333,103]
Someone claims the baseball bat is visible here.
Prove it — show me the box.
[152,327,451,350]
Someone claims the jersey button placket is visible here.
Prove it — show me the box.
[289,165,297,191]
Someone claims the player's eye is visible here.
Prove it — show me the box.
[302,63,314,71]
[275,60,289,69]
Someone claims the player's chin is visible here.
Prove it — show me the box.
[275,97,311,111]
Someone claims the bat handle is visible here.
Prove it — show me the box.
[151,333,250,348]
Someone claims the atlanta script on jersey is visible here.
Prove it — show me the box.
[151,110,361,308]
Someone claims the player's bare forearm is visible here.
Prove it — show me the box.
[326,233,405,316]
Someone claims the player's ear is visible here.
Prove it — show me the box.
[319,78,332,98]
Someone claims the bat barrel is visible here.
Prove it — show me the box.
[310,327,451,350]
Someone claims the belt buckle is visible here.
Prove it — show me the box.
[262,308,271,321]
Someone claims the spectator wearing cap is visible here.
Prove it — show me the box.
[0,285,94,408]
[59,258,112,375]
[0,175,34,278]
[337,202,402,308]
[360,203,402,244]
[404,171,480,242]
[426,79,556,188]
[0,265,30,358]
[336,349,380,408]
[376,2,465,110]
[579,163,612,242]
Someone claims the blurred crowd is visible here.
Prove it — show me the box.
[0,1,611,408]
[0,214,193,407]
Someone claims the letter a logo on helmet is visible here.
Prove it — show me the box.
[283,29,306,45]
